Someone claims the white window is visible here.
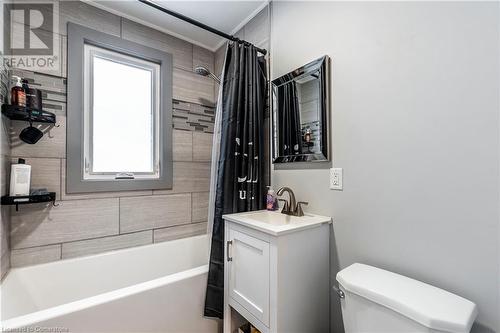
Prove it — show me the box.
[67,23,172,193]
[83,44,160,180]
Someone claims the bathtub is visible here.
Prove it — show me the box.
[0,235,220,333]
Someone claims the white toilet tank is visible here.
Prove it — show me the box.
[336,263,477,333]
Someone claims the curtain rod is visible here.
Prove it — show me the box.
[138,0,267,55]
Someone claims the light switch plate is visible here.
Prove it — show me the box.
[330,168,343,190]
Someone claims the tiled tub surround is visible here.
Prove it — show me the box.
[1,51,12,279]
[7,1,216,268]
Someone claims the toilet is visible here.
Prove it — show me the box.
[336,263,478,333]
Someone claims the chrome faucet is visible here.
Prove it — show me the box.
[276,187,308,217]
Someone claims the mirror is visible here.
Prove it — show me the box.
[272,56,330,163]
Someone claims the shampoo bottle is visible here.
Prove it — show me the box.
[23,79,42,110]
[9,158,31,196]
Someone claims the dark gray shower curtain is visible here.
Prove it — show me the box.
[204,43,267,319]
[278,81,301,155]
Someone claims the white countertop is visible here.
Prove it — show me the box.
[223,210,332,236]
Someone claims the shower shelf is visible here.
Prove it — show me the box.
[1,104,56,124]
[1,192,58,211]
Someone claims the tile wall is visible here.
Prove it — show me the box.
[4,1,217,269]
[0,50,11,279]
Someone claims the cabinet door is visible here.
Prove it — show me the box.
[227,228,270,326]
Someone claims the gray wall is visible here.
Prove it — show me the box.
[4,1,216,270]
[271,2,499,332]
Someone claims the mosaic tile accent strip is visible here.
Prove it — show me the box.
[7,69,216,133]
[10,69,67,116]
[173,99,215,133]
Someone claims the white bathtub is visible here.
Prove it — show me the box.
[1,235,220,333]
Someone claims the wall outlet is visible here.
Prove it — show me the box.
[330,168,343,190]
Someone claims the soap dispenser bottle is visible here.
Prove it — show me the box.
[266,186,279,211]
[11,76,26,107]
[9,158,31,196]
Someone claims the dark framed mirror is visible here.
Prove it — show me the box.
[272,56,330,163]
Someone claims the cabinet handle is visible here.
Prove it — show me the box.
[226,240,233,262]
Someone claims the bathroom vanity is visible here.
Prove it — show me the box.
[223,210,331,333]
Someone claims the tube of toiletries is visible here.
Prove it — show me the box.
[9,158,31,196]
[11,76,26,107]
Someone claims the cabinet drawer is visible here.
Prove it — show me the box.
[227,228,270,326]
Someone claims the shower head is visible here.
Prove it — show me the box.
[194,65,220,84]
[194,66,210,76]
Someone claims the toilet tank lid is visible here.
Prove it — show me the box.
[336,263,478,333]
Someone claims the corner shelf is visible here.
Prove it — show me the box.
[1,192,57,211]
[1,104,56,124]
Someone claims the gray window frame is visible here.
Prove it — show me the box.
[67,22,173,193]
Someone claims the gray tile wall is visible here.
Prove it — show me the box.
[5,1,215,268]
[1,51,11,279]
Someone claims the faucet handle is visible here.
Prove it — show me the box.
[296,201,309,217]
[278,199,289,214]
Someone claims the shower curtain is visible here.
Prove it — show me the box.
[204,42,267,319]
[278,81,301,156]
[206,43,227,244]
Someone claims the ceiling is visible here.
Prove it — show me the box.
[88,1,269,52]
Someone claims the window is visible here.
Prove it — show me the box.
[67,23,172,193]
[83,45,160,180]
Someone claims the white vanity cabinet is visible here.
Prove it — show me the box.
[223,210,331,333]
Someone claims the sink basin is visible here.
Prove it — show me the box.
[240,211,314,225]
[223,210,331,236]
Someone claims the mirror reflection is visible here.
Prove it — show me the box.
[272,56,330,163]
